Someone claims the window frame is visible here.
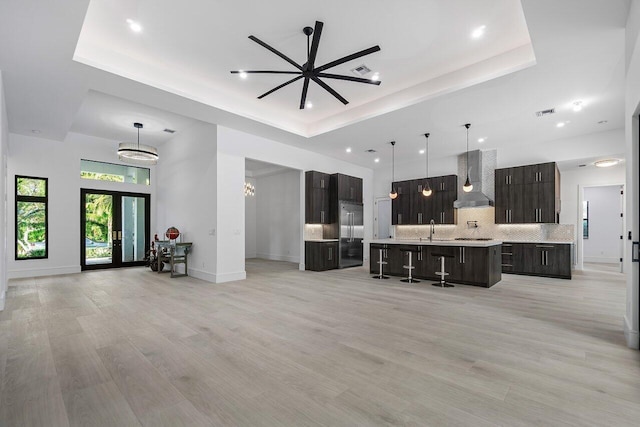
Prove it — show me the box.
[80,159,151,185]
[15,175,49,260]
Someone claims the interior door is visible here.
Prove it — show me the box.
[81,189,150,270]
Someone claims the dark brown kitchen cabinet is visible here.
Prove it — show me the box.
[334,173,363,203]
[305,171,330,224]
[391,175,456,225]
[305,241,338,271]
[495,162,559,224]
[494,170,524,224]
[503,242,571,279]
[391,180,411,225]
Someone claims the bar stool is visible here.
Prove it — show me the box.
[401,247,420,283]
[432,252,454,287]
[372,247,389,279]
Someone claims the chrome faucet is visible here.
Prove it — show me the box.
[429,219,435,242]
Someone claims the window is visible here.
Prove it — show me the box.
[81,159,150,185]
[16,176,48,259]
[582,200,589,239]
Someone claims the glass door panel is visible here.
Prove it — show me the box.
[121,196,146,263]
[84,193,113,265]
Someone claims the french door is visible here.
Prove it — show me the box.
[81,189,150,270]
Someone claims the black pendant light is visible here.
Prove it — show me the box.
[422,133,432,197]
[462,123,473,193]
[389,141,398,200]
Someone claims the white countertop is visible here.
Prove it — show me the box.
[305,239,339,242]
[369,238,502,247]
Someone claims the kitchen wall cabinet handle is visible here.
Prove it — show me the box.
[321,178,325,188]
[502,252,513,255]
[502,264,513,267]
[398,214,402,224]
[321,211,325,223]
[536,245,554,248]
[418,213,423,224]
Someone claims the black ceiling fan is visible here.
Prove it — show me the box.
[230,21,381,109]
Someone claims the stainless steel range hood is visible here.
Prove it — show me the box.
[454,149,496,209]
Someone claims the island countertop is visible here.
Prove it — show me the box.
[369,238,502,248]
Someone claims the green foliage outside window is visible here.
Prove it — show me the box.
[16,176,48,259]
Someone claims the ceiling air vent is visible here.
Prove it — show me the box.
[535,108,555,117]
[351,64,372,77]
[365,149,377,153]
[163,128,176,133]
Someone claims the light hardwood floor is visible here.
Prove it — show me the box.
[1,260,639,426]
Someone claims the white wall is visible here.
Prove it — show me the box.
[624,0,640,349]
[0,72,8,310]
[217,126,374,272]
[244,176,256,258]
[255,170,301,263]
[156,122,217,282]
[7,132,156,278]
[583,185,624,264]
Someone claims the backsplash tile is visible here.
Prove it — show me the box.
[394,207,575,242]
[304,224,323,240]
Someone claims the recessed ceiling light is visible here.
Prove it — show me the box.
[556,122,565,128]
[471,25,486,39]
[31,129,41,134]
[478,137,486,143]
[306,102,313,109]
[374,158,380,163]
[238,70,248,79]
[594,159,620,168]
[346,147,352,153]
[419,149,425,154]
[126,19,142,33]
[371,73,380,81]
[572,101,583,112]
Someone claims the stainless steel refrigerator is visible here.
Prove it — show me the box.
[338,201,364,268]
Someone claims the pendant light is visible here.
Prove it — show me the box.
[422,133,432,197]
[389,141,398,200]
[118,123,159,165]
[462,123,473,193]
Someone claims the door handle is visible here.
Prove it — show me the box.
[112,231,117,240]
[118,231,122,240]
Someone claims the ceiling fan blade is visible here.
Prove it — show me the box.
[248,35,304,71]
[307,21,324,70]
[257,75,304,99]
[311,77,348,105]
[315,45,381,72]
[231,70,302,75]
[317,73,381,85]
[300,77,310,109]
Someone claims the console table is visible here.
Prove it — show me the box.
[156,241,192,278]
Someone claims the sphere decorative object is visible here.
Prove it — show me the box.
[165,227,180,240]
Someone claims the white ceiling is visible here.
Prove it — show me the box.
[74,0,534,137]
[0,0,631,173]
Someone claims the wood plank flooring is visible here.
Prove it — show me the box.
[1,260,638,426]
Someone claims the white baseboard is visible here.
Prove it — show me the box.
[256,253,300,263]
[8,265,81,279]
[187,268,246,284]
[0,290,5,311]
[584,257,619,264]
[299,263,305,271]
[624,315,639,349]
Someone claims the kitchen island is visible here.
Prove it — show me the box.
[370,239,502,287]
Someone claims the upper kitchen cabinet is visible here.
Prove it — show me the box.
[305,171,330,224]
[391,175,457,225]
[333,173,363,203]
[495,162,560,224]
[391,180,411,225]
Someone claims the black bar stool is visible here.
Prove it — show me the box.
[432,251,454,288]
[372,247,389,279]
[400,246,420,283]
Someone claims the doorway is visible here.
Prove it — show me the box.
[582,185,624,272]
[81,189,150,270]
[374,197,391,239]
